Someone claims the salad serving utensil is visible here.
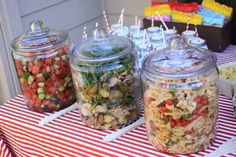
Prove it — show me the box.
[39,102,78,126]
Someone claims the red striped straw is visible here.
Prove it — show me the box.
[102,10,110,31]
[82,26,87,41]
[186,16,191,31]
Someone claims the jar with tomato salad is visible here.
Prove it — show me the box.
[11,20,76,113]
[141,36,218,154]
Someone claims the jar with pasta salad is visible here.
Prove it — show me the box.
[141,36,218,154]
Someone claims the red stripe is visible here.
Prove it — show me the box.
[1,121,110,157]
[0,109,147,156]
[0,102,166,156]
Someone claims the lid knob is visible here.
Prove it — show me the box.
[93,28,108,40]
[30,20,45,31]
[170,36,188,50]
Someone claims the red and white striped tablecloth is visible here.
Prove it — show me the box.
[0,45,236,157]
[0,134,12,157]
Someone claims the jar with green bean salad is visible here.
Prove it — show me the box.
[70,29,140,129]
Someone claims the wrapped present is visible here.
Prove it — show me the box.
[198,8,225,27]
[202,0,233,17]
[144,6,154,17]
[172,10,202,25]
[144,4,171,16]
[152,1,199,12]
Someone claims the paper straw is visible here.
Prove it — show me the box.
[162,28,166,46]
[84,33,88,40]
[195,26,198,37]
[94,23,99,39]
[173,26,176,34]
[102,10,110,31]
[151,15,154,27]
[118,8,125,24]
[82,26,87,41]
[186,16,191,31]
[138,19,141,35]
[156,10,168,30]
[142,29,146,44]
[135,16,138,25]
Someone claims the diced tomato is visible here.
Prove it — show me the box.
[57,49,65,56]
[32,94,37,100]
[31,66,40,75]
[59,69,68,76]
[165,99,173,106]
[51,75,57,81]
[36,77,45,83]
[65,90,72,97]
[17,69,24,77]
[55,69,61,76]
[15,61,22,69]
[45,80,54,87]
[55,79,65,87]
[31,82,38,89]
[47,102,58,112]
[35,98,43,105]
[45,58,53,65]
[21,82,30,91]
[34,61,44,68]
[57,92,66,100]
[48,87,57,94]
[159,106,169,113]
[46,66,51,72]
[55,60,67,67]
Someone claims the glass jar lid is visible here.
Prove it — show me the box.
[72,29,134,63]
[11,20,68,51]
[143,36,216,78]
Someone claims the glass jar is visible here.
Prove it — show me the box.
[136,43,153,70]
[129,25,141,38]
[116,26,129,37]
[141,36,218,154]
[11,20,76,113]
[188,37,207,48]
[70,29,140,129]
[165,29,177,44]
[181,30,196,42]
[150,35,165,50]
[132,31,143,46]
[147,26,161,39]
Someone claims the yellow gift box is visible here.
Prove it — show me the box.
[172,10,202,25]
[144,4,171,16]
[202,0,233,17]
